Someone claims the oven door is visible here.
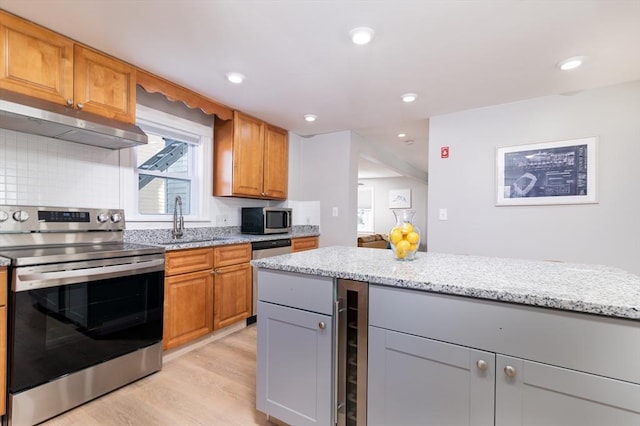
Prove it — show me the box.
[8,254,165,395]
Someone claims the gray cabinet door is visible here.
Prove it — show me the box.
[256,301,333,426]
[496,355,640,426]
[368,326,495,426]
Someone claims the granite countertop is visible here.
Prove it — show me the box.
[252,246,640,321]
[125,225,319,251]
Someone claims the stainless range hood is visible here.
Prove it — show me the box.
[0,90,148,149]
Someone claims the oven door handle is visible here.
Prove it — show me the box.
[14,258,165,291]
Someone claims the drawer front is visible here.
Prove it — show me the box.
[291,236,318,252]
[0,267,6,306]
[370,284,640,385]
[258,269,333,315]
[214,243,251,267]
[165,248,214,276]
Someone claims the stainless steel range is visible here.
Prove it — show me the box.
[0,205,165,426]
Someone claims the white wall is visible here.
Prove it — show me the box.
[427,80,640,274]
[289,131,358,247]
[358,176,428,248]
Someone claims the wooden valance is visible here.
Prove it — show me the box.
[136,69,233,121]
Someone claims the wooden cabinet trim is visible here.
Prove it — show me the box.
[137,69,232,120]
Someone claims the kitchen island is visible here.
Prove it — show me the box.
[254,246,640,426]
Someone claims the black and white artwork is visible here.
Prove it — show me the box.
[496,137,597,206]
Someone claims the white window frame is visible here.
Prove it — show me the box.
[120,104,211,222]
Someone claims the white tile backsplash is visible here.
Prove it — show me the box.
[0,129,120,208]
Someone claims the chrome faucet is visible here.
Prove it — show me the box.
[172,195,184,239]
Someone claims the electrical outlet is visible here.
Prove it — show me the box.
[439,208,448,221]
[215,214,229,226]
[332,207,339,217]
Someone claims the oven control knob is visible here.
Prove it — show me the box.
[0,210,8,222]
[110,213,122,223]
[13,210,29,222]
[97,213,109,223]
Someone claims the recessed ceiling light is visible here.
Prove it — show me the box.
[304,114,317,122]
[349,27,375,45]
[401,93,418,103]
[557,56,587,71]
[397,133,406,138]
[225,72,245,84]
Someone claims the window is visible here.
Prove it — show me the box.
[137,134,192,215]
[122,105,211,221]
[357,186,374,233]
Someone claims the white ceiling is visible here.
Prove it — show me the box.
[2,1,640,179]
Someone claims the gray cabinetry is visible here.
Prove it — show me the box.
[256,269,334,426]
[369,284,640,425]
[368,326,495,426]
[496,355,640,426]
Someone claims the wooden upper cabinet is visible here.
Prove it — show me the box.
[263,125,289,199]
[0,11,135,123]
[0,10,74,105]
[74,45,136,123]
[214,110,289,200]
[232,112,265,197]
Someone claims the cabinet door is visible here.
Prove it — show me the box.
[368,326,495,426]
[0,11,74,105]
[262,125,288,199]
[496,355,640,426]
[73,45,136,123]
[257,301,333,426]
[213,262,252,330]
[164,270,213,350]
[232,112,265,197]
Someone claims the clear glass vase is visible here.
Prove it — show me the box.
[389,209,421,261]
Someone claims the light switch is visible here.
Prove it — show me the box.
[438,208,448,221]
[332,207,339,217]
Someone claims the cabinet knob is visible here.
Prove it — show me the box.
[211,269,221,275]
[77,103,84,110]
[318,321,326,330]
[504,365,516,378]
[66,99,74,106]
[476,359,488,371]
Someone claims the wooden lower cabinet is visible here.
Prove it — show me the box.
[163,244,251,350]
[213,262,252,330]
[0,267,6,416]
[291,236,319,252]
[164,269,213,350]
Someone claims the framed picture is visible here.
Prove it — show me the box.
[389,188,411,208]
[496,137,597,206]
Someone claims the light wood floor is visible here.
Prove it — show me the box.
[42,325,277,426]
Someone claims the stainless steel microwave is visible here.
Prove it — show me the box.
[241,207,292,234]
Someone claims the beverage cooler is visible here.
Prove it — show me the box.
[336,279,368,426]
